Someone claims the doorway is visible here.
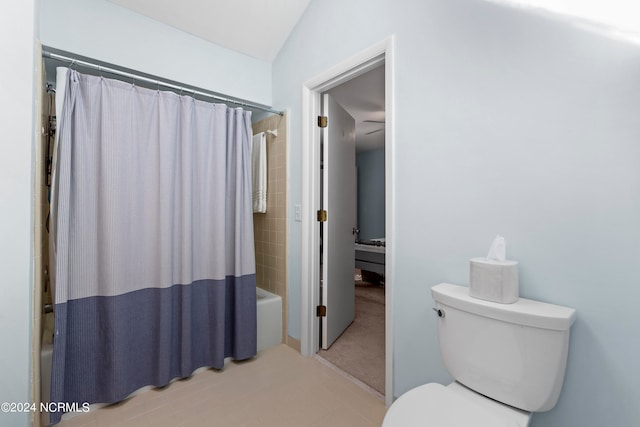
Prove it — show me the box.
[299,37,395,405]
[317,65,386,396]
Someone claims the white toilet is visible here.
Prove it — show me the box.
[383,283,576,426]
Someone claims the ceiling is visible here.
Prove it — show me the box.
[108,0,312,62]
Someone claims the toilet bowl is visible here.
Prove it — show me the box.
[383,382,530,426]
[382,283,576,426]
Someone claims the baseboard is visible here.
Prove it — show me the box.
[286,335,301,353]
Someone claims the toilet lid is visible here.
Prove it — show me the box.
[382,383,521,427]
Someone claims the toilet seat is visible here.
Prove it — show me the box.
[382,383,526,427]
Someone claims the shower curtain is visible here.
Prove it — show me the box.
[49,68,257,424]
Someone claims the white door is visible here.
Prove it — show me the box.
[321,93,356,349]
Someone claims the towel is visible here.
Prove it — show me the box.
[252,132,267,213]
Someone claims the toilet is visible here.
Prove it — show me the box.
[383,283,576,426]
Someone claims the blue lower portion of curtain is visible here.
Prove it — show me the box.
[49,275,256,424]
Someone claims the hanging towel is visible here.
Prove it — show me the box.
[252,132,267,213]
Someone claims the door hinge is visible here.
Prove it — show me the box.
[318,115,328,128]
[317,209,327,222]
[316,305,327,317]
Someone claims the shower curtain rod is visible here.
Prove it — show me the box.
[42,50,284,116]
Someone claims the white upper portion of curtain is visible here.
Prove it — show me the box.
[52,68,256,303]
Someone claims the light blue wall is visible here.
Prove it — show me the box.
[274,0,640,425]
[39,0,272,106]
[0,1,36,426]
[356,148,385,240]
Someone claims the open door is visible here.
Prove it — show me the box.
[321,93,356,349]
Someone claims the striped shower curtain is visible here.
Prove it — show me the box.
[49,69,257,424]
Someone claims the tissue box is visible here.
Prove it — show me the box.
[469,257,519,304]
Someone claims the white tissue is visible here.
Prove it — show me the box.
[486,235,506,262]
[469,235,519,304]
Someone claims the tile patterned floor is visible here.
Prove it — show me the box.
[54,344,386,427]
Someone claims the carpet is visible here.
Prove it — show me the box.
[318,281,385,394]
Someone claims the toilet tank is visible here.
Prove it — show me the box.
[432,283,576,412]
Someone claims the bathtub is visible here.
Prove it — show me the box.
[256,287,283,352]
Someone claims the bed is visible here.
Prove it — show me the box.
[355,238,385,276]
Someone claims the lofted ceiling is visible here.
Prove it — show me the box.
[108,0,312,62]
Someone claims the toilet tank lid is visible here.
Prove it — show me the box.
[432,283,576,331]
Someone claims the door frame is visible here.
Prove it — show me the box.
[300,36,395,406]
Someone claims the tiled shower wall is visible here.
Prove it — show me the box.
[252,113,288,345]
